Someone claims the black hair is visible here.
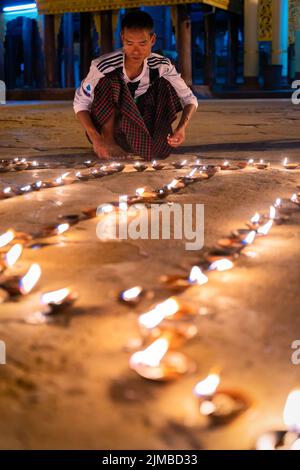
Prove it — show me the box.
[121,11,154,32]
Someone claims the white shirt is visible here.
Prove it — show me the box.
[73,49,198,114]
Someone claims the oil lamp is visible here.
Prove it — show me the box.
[194,374,249,424]
[255,159,269,170]
[282,158,298,170]
[0,263,41,296]
[161,266,208,291]
[152,160,164,170]
[119,286,144,305]
[172,160,187,169]
[256,390,300,450]
[133,162,147,172]
[129,336,193,381]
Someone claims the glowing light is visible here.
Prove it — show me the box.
[130,337,169,368]
[209,259,234,272]
[42,288,70,305]
[139,298,179,329]
[194,374,220,397]
[19,263,41,294]
[283,390,300,432]
[5,244,23,267]
[121,286,143,302]
[3,4,37,13]
[257,220,273,235]
[55,223,70,235]
[0,230,14,248]
[243,230,256,245]
[251,213,260,224]
[188,266,208,285]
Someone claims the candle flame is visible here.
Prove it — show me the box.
[290,439,300,450]
[122,286,143,302]
[290,193,299,204]
[136,187,145,197]
[209,259,234,272]
[130,337,169,368]
[42,287,70,305]
[97,204,115,215]
[256,433,277,450]
[35,181,42,188]
[257,219,273,235]
[152,160,157,166]
[194,374,220,397]
[248,159,254,164]
[223,160,229,166]
[0,230,14,248]
[167,179,179,190]
[188,266,208,285]
[181,160,187,165]
[20,185,31,192]
[251,213,260,224]
[139,297,179,329]
[19,263,41,294]
[260,159,264,164]
[283,158,288,166]
[243,230,256,245]
[5,243,23,267]
[56,223,70,235]
[274,198,281,208]
[3,187,12,194]
[283,390,300,432]
[187,168,197,178]
[269,205,276,220]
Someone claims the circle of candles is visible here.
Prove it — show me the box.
[282,158,299,170]
[172,160,187,169]
[119,286,144,305]
[129,337,194,381]
[151,160,164,170]
[133,162,147,172]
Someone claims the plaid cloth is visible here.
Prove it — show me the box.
[90,70,182,160]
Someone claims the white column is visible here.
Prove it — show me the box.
[244,0,259,82]
[271,0,289,77]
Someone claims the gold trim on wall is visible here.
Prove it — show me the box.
[36,0,243,15]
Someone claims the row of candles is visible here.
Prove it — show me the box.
[0,227,77,320]
[1,155,298,202]
[116,188,300,449]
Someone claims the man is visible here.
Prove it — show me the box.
[73,10,198,160]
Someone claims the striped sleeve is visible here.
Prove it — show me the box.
[73,60,104,114]
[159,59,198,110]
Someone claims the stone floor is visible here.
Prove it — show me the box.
[0,99,299,450]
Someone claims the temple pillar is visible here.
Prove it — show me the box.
[44,14,57,87]
[80,12,92,79]
[63,13,74,88]
[243,0,259,87]
[204,6,216,89]
[100,10,113,55]
[177,5,192,87]
[271,0,289,80]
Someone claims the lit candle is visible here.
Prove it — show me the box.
[151,160,164,171]
[162,266,208,291]
[133,162,147,172]
[0,230,15,249]
[255,159,269,170]
[119,286,144,305]
[256,390,300,450]
[129,336,192,381]
[209,259,234,271]
[134,187,157,202]
[0,263,41,296]
[172,160,187,169]
[75,171,90,181]
[282,158,299,170]
[41,287,77,314]
[194,374,249,424]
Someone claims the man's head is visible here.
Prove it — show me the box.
[121,11,156,64]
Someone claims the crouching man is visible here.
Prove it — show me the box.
[73,10,198,160]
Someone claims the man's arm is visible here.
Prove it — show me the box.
[167,104,197,148]
[76,110,109,158]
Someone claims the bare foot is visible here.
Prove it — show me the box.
[93,135,129,160]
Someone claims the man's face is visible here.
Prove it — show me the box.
[121,28,156,64]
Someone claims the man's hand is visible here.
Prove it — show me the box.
[167,126,186,148]
[92,134,110,159]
